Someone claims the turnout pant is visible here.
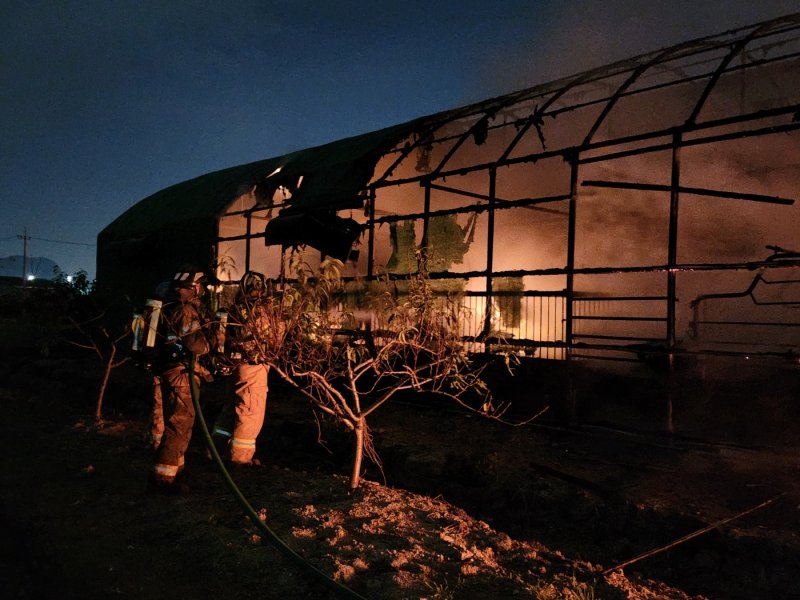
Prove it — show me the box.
[212,363,269,464]
[152,365,200,483]
[147,374,164,449]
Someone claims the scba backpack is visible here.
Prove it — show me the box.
[131,297,172,368]
[131,275,191,368]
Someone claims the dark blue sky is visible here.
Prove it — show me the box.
[2,0,798,278]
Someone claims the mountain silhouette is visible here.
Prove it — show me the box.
[0,255,61,280]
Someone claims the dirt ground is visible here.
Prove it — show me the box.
[1,350,798,599]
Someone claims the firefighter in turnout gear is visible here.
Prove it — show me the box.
[211,271,272,466]
[143,280,172,450]
[148,270,214,493]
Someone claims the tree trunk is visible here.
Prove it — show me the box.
[95,345,115,422]
[349,417,365,489]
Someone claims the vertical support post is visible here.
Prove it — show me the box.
[18,227,29,286]
[482,169,497,348]
[421,180,431,252]
[667,134,681,350]
[367,188,375,279]
[565,154,579,420]
[666,133,682,434]
[245,211,252,274]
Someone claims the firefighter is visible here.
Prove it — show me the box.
[148,270,214,493]
[211,271,272,467]
[144,280,172,450]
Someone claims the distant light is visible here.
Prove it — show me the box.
[268,166,283,178]
[27,274,35,281]
[67,275,73,283]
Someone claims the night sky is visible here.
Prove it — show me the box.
[2,0,798,278]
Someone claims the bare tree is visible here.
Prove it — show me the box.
[41,270,132,423]
[233,254,514,488]
[67,312,131,422]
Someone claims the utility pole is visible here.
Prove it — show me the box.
[17,227,30,286]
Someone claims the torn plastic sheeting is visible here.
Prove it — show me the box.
[263,212,362,261]
[287,162,374,211]
[269,122,415,212]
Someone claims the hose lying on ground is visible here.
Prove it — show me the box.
[188,354,367,600]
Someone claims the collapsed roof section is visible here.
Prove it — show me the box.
[97,121,419,295]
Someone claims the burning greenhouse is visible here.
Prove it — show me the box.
[99,14,800,381]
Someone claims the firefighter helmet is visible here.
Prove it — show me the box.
[240,271,267,296]
[171,271,207,295]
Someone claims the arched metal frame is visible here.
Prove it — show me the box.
[210,14,800,368]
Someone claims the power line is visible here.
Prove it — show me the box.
[1,234,95,247]
[28,236,96,247]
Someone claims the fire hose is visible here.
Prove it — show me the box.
[188,354,367,600]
